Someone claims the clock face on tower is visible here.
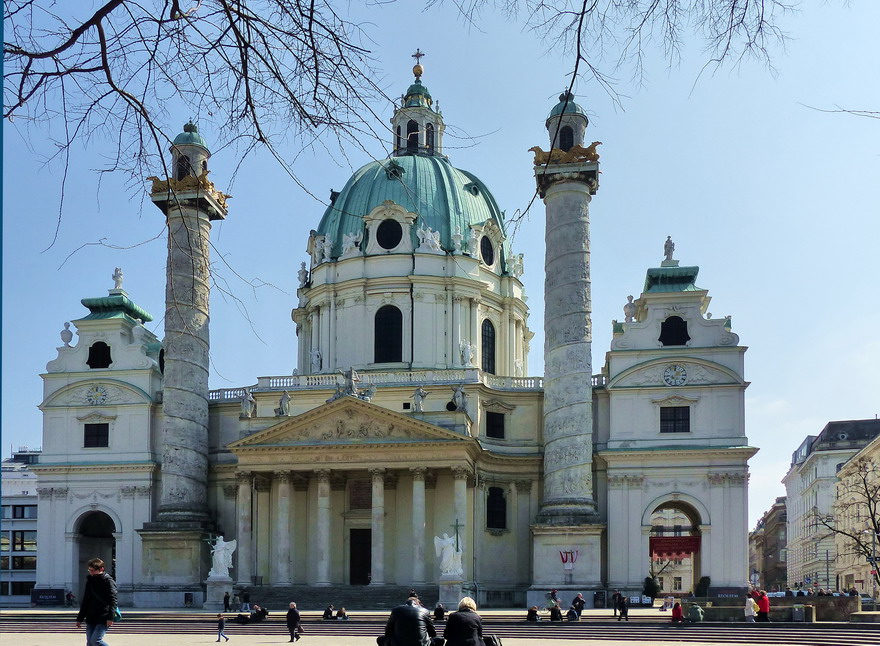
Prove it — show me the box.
[85,384,108,405]
[663,364,688,386]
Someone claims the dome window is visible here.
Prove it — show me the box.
[426,123,435,153]
[464,182,480,196]
[396,125,402,151]
[406,120,419,154]
[375,305,403,363]
[480,236,495,266]
[376,219,403,250]
[175,155,192,180]
[384,159,405,180]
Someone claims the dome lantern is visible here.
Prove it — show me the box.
[391,51,445,157]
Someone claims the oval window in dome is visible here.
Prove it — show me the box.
[480,235,495,266]
[377,219,403,250]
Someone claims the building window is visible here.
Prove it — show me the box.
[11,581,34,595]
[658,576,665,591]
[0,532,8,550]
[0,557,8,570]
[406,120,419,154]
[673,524,683,537]
[673,577,682,591]
[12,556,36,570]
[486,411,505,439]
[481,319,496,374]
[175,154,192,180]
[0,506,7,519]
[660,406,690,433]
[486,487,507,529]
[84,423,110,448]
[426,123,434,153]
[559,125,574,152]
[86,341,112,369]
[374,305,403,363]
[11,531,36,552]
[12,506,37,519]
[396,126,402,151]
[659,316,690,346]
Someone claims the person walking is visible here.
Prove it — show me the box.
[223,591,231,613]
[286,602,301,642]
[443,597,482,646]
[75,557,118,646]
[384,595,436,646]
[611,590,622,618]
[617,595,629,621]
[751,589,770,622]
[216,613,230,641]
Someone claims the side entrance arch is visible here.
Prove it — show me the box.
[75,511,116,596]
[647,501,703,596]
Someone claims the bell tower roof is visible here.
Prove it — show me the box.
[546,91,588,125]
[172,121,209,150]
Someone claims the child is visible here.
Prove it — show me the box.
[217,613,230,642]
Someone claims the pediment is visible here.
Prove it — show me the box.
[42,380,153,408]
[229,396,471,449]
[609,360,741,389]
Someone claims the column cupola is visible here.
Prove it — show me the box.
[391,52,445,157]
[546,91,588,151]
[171,121,211,180]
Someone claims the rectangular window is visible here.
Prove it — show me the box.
[0,531,8,550]
[657,576,665,590]
[486,412,505,439]
[11,581,35,595]
[660,407,690,433]
[673,524,683,537]
[348,480,372,511]
[84,423,109,448]
[486,487,507,530]
[0,506,8,519]
[12,531,36,552]
[673,577,682,591]
[12,505,37,519]
[0,556,9,570]
[12,555,36,570]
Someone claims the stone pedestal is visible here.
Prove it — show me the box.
[531,524,604,600]
[135,527,210,607]
[204,575,233,611]
[438,575,464,610]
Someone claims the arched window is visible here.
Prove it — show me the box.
[659,316,690,346]
[86,342,112,369]
[481,319,496,374]
[559,125,574,152]
[487,487,507,529]
[375,305,403,363]
[175,155,192,180]
[426,123,435,153]
[406,120,419,154]
[396,126,402,151]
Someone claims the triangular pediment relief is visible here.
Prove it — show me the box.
[609,359,741,389]
[229,396,471,449]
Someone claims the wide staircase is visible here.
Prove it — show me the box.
[242,584,438,612]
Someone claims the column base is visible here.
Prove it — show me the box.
[531,524,605,592]
[138,526,211,589]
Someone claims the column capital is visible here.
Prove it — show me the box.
[409,467,427,481]
[236,471,254,484]
[273,470,293,484]
[369,468,386,479]
[452,466,470,481]
[514,479,533,493]
[222,483,237,498]
[314,469,331,483]
[254,476,271,493]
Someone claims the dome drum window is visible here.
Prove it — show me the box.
[361,202,417,255]
[480,236,495,266]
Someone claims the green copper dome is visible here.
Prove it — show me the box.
[173,122,209,149]
[547,91,588,124]
[317,155,508,262]
[404,79,433,108]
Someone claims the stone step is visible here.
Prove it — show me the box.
[237,585,438,612]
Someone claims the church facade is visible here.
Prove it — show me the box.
[33,65,755,608]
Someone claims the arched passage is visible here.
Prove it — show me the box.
[75,511,117,596]
[647,501,702,596]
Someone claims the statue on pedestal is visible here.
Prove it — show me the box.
[208,536,237,578]
[434,533,463,578]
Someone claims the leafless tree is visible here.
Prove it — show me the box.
[813,457,880,591]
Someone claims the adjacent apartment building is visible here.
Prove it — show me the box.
[749,496,787,591]
[1,448,41,606]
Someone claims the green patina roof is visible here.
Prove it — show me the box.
[404,79,433,108]
[547,91,588,123]
[79,294,154,323]
[317,154,509,263]
[643,266,702,293]
[172,122,208,149]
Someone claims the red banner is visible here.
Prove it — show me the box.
[650,536,701,560]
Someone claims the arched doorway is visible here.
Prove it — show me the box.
[648,502,702,596]
[76,511,116,595]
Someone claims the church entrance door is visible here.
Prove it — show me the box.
[349,529,371,585]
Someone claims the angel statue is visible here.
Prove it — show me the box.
[208,535,237,578]
[434,533,463,577]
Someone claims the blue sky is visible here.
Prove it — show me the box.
[3,2,879,529]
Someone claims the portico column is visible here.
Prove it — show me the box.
[315,469,331,585]
[411,467,427,583]
[272,471,292,585]
[452,467,468,578]
[235,471,254,586]
[370,468,386,585]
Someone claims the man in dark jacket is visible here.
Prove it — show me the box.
[286,602,301,642]
[385,596,436,646]
[76,557,117,646]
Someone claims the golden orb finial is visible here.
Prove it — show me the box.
[411,48,425,79]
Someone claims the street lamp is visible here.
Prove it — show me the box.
[863,529,878,612]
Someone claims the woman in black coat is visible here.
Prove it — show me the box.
[443,597,483,646]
